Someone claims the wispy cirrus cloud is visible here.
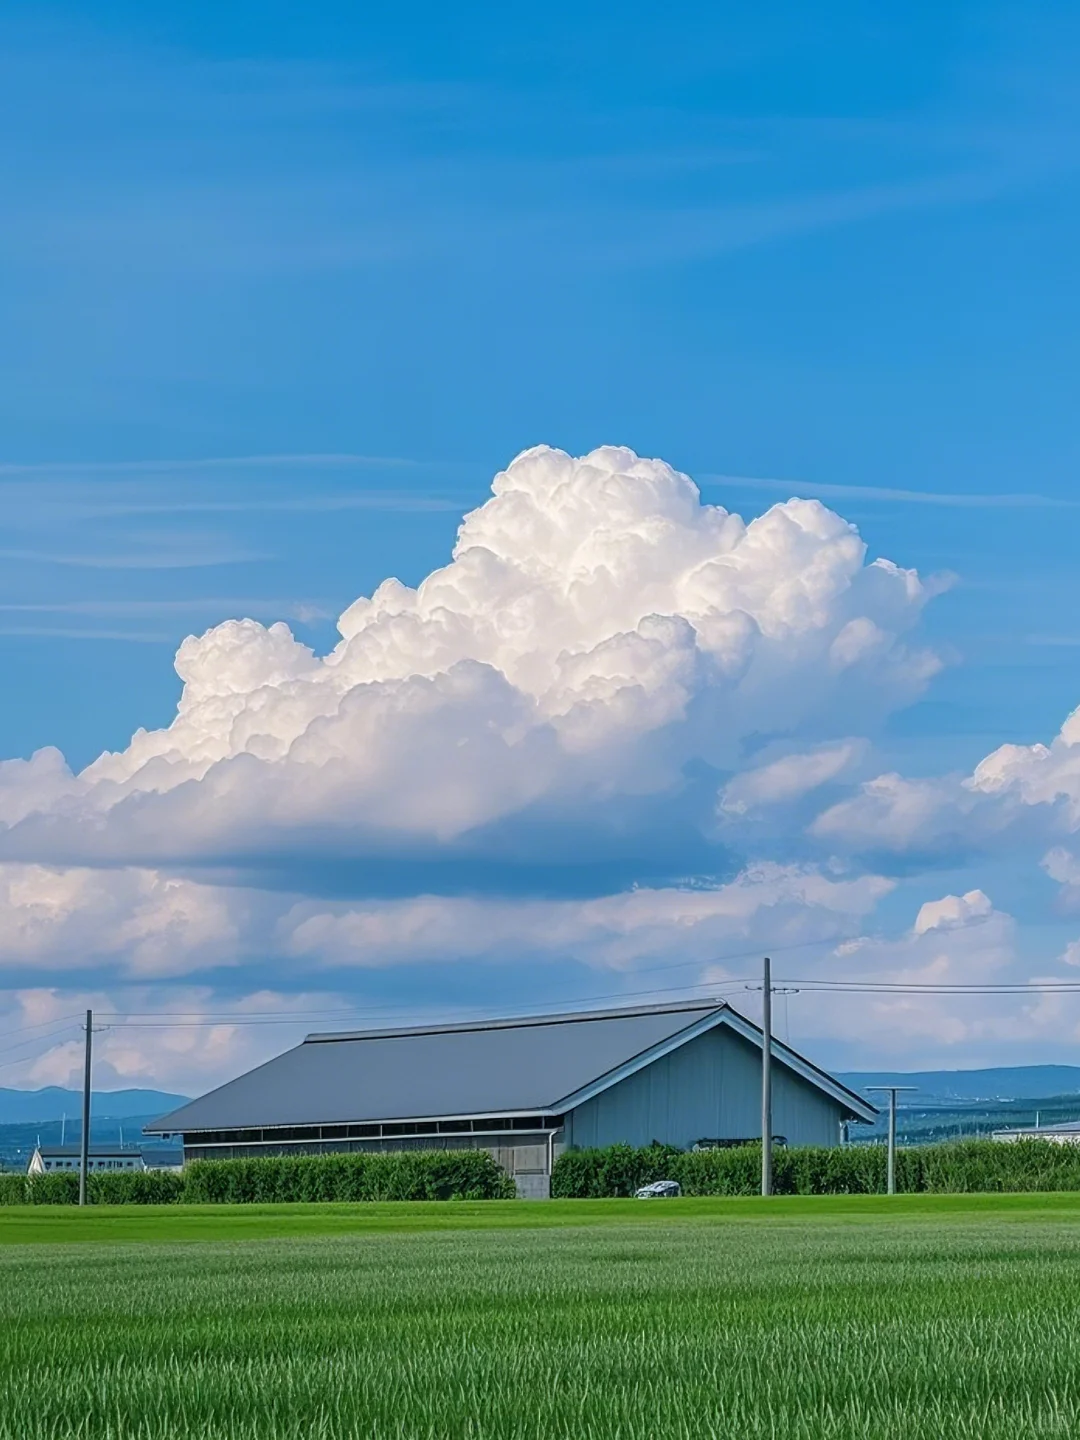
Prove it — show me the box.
[0,452,427,477]
[0,598,335,622]
[703,473,1080,509]
[0,596,336,643]
[0,543,269,570]
[0,626,173,644]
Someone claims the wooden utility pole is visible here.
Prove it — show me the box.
[79,1009,92,1207]
[761,956,772,1197]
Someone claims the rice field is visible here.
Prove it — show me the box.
[3,1196,1080,1439]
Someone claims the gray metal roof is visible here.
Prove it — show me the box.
[146,998,875,1133]
[31,1146,133,1158]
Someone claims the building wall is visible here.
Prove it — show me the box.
[563,1026,844,1150]
[183,1131,553,1162]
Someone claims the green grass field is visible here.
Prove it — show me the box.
[4,1195,1080,1438]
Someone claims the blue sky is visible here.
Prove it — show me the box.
[2,2,1080,1087]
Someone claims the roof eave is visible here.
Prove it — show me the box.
[144,1106,565,1136]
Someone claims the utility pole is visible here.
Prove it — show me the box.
[746,959,796,1196]
[866,1086,917,1195]
[79,1009,93,1207]
[761,956,772,1197]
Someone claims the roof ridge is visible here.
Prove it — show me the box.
[304,997,729,1045]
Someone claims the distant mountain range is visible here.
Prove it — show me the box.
[837,1065,1080,1104]
[0,1087,190,1124]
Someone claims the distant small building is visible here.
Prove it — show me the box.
[992,1121,1080,1144]
[26,1144,186,1175]
[28,1146,144,1176]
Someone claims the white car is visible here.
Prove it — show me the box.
[634,1180,681,1199]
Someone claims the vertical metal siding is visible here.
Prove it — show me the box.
[771,1060,844,1147]
[564,1028,843,1149]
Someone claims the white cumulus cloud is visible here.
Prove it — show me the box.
[813,701,1080,862]
[912,888,993,935]
[720,740,865,815]
[0,865,247,977]
[0,445,939,873]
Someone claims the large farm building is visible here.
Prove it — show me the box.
[147,999,875,1196]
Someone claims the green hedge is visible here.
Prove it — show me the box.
[182,1149,516,1203]
[0,1150,515,1205]
[93,1170,187,1204]
[0,1173,29,1205]
[8,1140,1079,1207]
[21,1173,81,1205]
[0,1170,187,1205]
[551,1139,1080,1198]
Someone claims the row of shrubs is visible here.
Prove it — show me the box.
[0,1149,516,1205]
[7,1138,1080,1206]
[550,1139,1080,1197]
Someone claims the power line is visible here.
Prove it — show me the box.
[4,970,1080,1062]
[96,974,1080,1028]
[774,979,1080,994]
[78,938,826,1029]
[0,1019,84,1070]
[0,1012,83,1048]
[0,934,865,1037]
[97,976,760,1028]
[13,971,1080,1040]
